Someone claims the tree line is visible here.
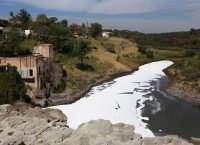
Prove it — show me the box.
[111,28,200,49]
[0,9,103,60]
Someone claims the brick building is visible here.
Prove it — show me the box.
[0,44,63,89]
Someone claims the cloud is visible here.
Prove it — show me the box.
[6,0,200,15]
[90,0,157,14]
[4,0,200,33]
[8,0,96,12]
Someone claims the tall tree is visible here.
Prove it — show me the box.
[9,11,19,27]
[90,23,102,38]
[16,9,32,29]
[9,11,14,17]
[75,40,91,63]
[61,19,68,27]
[35,14,49,25]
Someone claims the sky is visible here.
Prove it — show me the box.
[0,0,200,33]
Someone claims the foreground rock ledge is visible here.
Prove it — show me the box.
[0,104,194,145]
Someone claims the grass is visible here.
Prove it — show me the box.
[55,37,144,95]
[150,47,200,91]
[55,36,200,97]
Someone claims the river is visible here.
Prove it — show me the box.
[51,60,200,139]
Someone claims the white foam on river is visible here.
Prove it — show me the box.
[50,60,173,137]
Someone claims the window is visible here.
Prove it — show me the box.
[29,69,33,77]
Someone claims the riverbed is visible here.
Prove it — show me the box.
[51,60,200,139]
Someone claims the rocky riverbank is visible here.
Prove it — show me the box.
[0,104,198,145]
[167,82,200,107]
[165,68,200,109]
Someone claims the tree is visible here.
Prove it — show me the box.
[138,46,147,54]
[35,14,49,25]
[90,23,102,38]
[69,23,79,34]
[0,19,9,27]
[33,14,50,41]
[16,9,32,29]
[75,40,91,63]
[61,19,68,27]
[146,50,154,59]
[49,17,58,24]
[9,11,20,27]
[9,11,14,17]
[0,66,27,105]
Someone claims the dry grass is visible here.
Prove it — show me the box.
[56,37,143,94]
[89,37,139,73]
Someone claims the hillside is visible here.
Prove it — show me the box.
[49,37,147,105]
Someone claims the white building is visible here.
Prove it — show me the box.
[25,29,33,36]
[102,32,110,38]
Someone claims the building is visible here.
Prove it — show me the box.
[0,44,63,89]
[25,29,33,36]
[102,32,110,38]
[0,27,29,39]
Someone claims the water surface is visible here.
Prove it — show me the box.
[51,60,200,138]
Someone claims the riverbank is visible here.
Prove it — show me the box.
[165,68,200,109]
[47,68,138,106]
[45,37,149,107]
[0,104,195,145]
[167,81,200,106]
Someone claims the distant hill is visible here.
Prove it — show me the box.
[110,29,200,49]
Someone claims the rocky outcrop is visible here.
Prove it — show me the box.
[0,105,194,145]
[59,120,193,145]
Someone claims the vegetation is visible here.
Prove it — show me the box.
[0,9,199,101]
[9,9,32,29]
[0,41,32,57]
[55,37,141,95]
[0,9,102,57]
[90,23,102,38]
[0,19,9,27]
[111,29,200,88]
[0,66,27,105]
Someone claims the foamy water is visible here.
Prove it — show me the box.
[50,60,173,137]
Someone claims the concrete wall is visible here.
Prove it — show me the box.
[0,57,41,88]
[0,44,63,90]
[34,44,54,59]
[0,57,37,78]
[51,62,63,88]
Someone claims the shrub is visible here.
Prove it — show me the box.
[146,50,154,59]
[0,66,27,105]
[107,47,116,53]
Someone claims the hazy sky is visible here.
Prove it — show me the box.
[0,0,200,33]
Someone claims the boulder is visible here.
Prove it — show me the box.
[25,107,68,123]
